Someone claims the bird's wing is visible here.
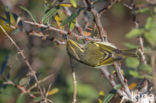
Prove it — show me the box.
[96,42,117,52]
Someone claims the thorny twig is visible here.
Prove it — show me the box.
[0,25,46,101]
[84,0,133,101]
[84,0,107,41]
[124,0,147,64]
[5,80,36,98]
[64,7,85,36]
[113,63,132,100]
[24,21,100,41]
[98,0,119,15]
[1,75,36,98]
[100,67,123,96]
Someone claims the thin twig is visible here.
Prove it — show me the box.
[151,51,156,91]
[28,74,53,92]
[114,63,132,100]
[99,67,123,96]
[138,36,147,64]
[70,58,77,103]
[98,0,118,15]
[84,0,107,41]
[64,7,85,36]
[0,25,45,100]
[2,77,36,98]
[24,21,100,41]
[123,1,147,64]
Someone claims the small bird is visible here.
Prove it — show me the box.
[66,39,138,68]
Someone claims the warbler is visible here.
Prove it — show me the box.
[66,39,138,68]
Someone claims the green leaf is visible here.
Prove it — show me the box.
[145,17,152,30]
[61,8,83,26]
[69,18,76,30]
[126,28,144,38]
[140,64,152,73]
[135,8,151,15]
[126,57,139,68]
[102,84,121,103]
[33,96,43,103]
[124,42,138,49]
[42,7,59,24]
[16,93,25,103]
[129,70,143,78]
[11,28,20,35]
[144,30,156,46]
[20,6,37,22]
[154,7,156,13]
[70,0,77,8]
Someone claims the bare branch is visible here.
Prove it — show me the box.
[114,63,132,100]
[0,25,45,100]
[99,67,123,96]
[84,0,107,41]
[70,58,77,103]
[24,21,100,41]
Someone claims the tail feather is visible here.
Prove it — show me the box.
[115,48,138,57]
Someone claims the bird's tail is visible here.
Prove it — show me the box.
[115,48,138,58]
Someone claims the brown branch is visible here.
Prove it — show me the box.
[64,7,85,36]
[99,67,123,96]
[3,78,36,98]
[123,1,147,64]
[24,21,100,41]
[98,0,118,15]
[84,0,107,41]
[0,25,45,100]
[138,36,147,64]
[113,63,132,100]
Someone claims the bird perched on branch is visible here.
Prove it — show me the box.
[66,39,138,68]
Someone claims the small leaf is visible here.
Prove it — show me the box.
[54,15,62,28]
[102,84,121,103]
[42,7,58,24]
[69,18,76,30]
[144,31,156,46]
[84,31,91,36]
[129,70,143,78]
[124,42,138,49]
[135,8,151,15]
[70,0,77,8]
[140,64,152,73]
[33,96,43,103]
[0,55,9,74]
[47,88,59,96]
[61,8,83,26]
[125,57,139,68]
[20,6,37,22]
[59,3,72,7]
[16,93,25,103]
[145,17,152,30]
[126,28,144,38]
[11,28,20,35]
[128,83,137,90]
[19,77,30,86]
[98,91,105,103]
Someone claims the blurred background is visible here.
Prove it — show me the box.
[0,0,155,103]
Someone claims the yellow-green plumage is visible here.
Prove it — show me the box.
[66,39,137,68]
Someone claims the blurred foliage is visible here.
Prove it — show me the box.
[0,0,155,103]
